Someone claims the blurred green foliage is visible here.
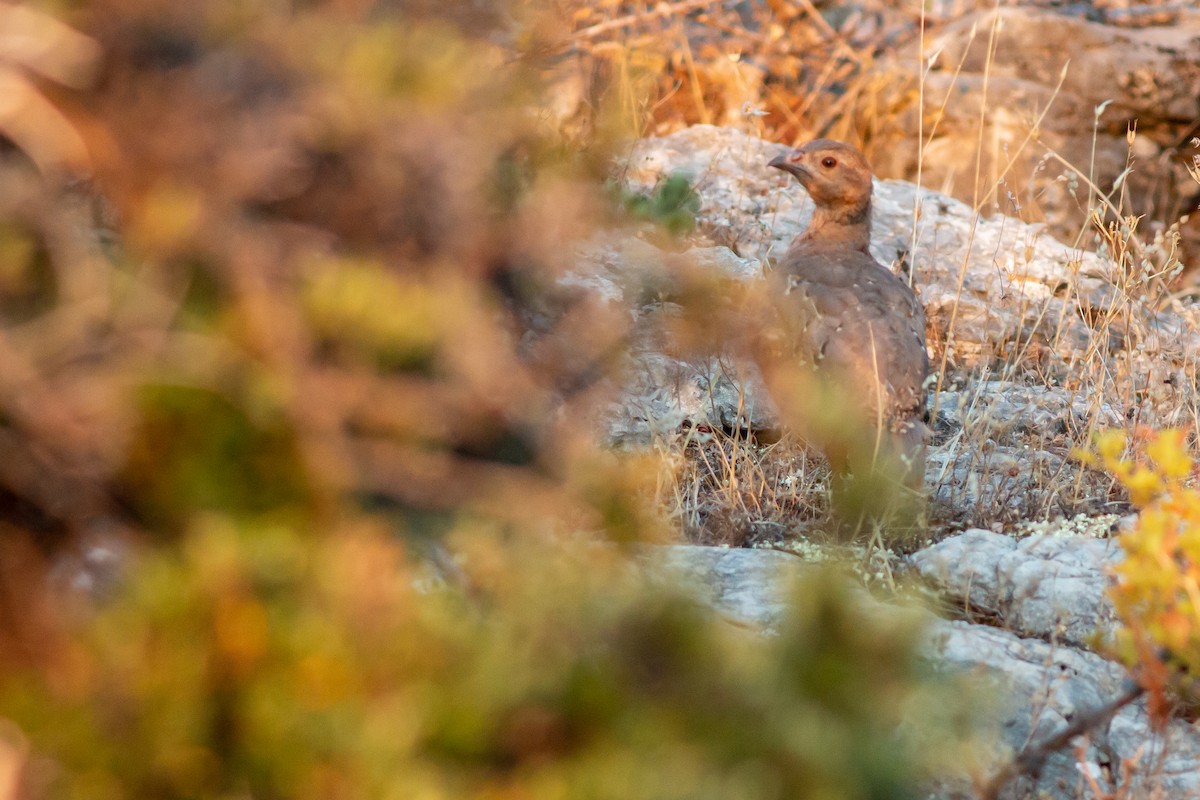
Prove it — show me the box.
[0,1,969,796]
[119,385,311,531]
[611,173,702,237]
[0,221,54,322]
[303,257,443,373]
[5,520,950,800]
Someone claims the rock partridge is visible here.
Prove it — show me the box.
[763,139,929,491]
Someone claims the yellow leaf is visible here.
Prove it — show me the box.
[1147,430,1192,480]
[1096,429,1126,462]
[1126,466,1163,507]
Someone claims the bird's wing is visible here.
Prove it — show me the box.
[774,250,928,420]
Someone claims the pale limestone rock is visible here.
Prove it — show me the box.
[650,542,1200,800]
[909,528,1122,648]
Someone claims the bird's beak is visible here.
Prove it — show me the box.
[768,152,807,179]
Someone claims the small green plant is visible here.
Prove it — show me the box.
[610,172,701,236]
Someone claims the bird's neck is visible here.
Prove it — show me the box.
[799,200,872,253]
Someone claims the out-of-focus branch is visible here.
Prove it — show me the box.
[979,678,1146,800]
[570,0,723,43]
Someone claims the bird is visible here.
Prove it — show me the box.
[759,139,929,500]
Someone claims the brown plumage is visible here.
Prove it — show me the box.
[762,139,928,490]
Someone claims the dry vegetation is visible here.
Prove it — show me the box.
[551,0,1200,549]
[0,0,1182,554]
[0,1,988,796]
[0,0,1196,794]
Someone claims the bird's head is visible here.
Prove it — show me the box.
[768,139,873,210]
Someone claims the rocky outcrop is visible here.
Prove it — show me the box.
[615,124,1199,371]
[910,528,1122,649]
[576,125,1199,524]
[650,541,1200,800]
[594,124,1200,796]
[871,6,1200,275]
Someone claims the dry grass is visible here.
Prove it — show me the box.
[0,0,1192,559]
[554,0,1200,555]
[654,427,829,546]
[0,4,1193,795]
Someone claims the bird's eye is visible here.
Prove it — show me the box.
[821,156,837,169]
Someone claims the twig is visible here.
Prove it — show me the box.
[973,59,1070,214]
[570,0,724,43]
[979,678,1145,800]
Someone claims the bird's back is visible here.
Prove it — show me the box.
[771,239,927,424]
